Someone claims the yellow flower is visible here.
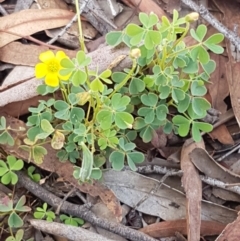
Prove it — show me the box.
[35,50,71,87]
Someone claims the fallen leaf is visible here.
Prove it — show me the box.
[209,124,234,145]
[190,148,240,183]
[0,42,77,67]
[140,219,226,238]
[0,8,74,48]
[207,53,229,114]
[121,0,166,17]
[216,213,240,241]
[102,169,237,223]
[216,0,240,130]
[180,139,205,241]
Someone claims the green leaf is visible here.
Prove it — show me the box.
[71,69,87,86]
[109,151,125,170]
[90,168,102,180]
[115,112,134,129]
[61,58,75,69]
[15,195,31,212]
[126,23,144,36]
[7,156,23,171]
[8,212,23,228]
[159,85,171,99]
[191,46,210,64]
[141,93,158,106]
[111,93,130,111]
[90,78,104,92]
[0,196,13,212]
[99,69,112,84]
[40,119,54,134]
[123,142,136,152]
[129,77,145,94]
[112,72,128,83]
[133,117,146,130]
[191,80,207,96]
[201,60,216,76]
[144,30,161,50]
[0,116,6,129]
[192,97,211,116]
[139,125,154,142]
[33,146,47,164]
[138,107,154,124]
[156,105,168,121]
[106,31,123,46]
[54,100,69,110]
[0,131,14,146]
[172,88,185,103]
[172,115,191,137]
[97,110,113,130]
[183,58,199,74]
[70,107,85,124]
[203,33,224,54]
[177,94,191,113]
[76,51,91,67]
[0,160,8,176]
[127,152,144,171]
[190,24,207,42]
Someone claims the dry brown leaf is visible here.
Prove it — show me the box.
[180,139,205,241]
[190,148,240,183]
[0,114,122,222]
[166,0,181,13]
[215,0,240,129]
[140,219,226,238]
[121,0,166,17]
[0,42,77,67]
[209,124,234,145]
[216,213,240,241]
[207,53,229,114]
[0,8,74,48]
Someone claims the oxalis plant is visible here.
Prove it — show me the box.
[0,11,224,183]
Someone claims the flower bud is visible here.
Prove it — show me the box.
[130,48,141,59]
[185,12,199,23]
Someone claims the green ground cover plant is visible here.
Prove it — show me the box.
[0,11,224,184]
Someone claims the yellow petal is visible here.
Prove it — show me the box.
[35,63,47,78]
[45,73,59,87]
[56,51,67,61]
[39,50,55,63]
[58,72,71,81]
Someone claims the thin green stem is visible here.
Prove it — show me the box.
[109,59,137,99]
[75,0,86,53]
[59,82,68,102]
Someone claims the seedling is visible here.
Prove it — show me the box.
[6,229,34,241]
[34,203,55,221]
[60,214,84,227]
[0,156,24,185]
[27,166,41,183]
[0,195,31,228]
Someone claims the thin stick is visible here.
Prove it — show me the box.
[180,0,240,50]
[17,171,158,241]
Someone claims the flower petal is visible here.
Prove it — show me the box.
[39,50,55,63]
[35,63,47,78]
[58,72,71,81]
[56,51,67,61]
[45,73,59,87]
